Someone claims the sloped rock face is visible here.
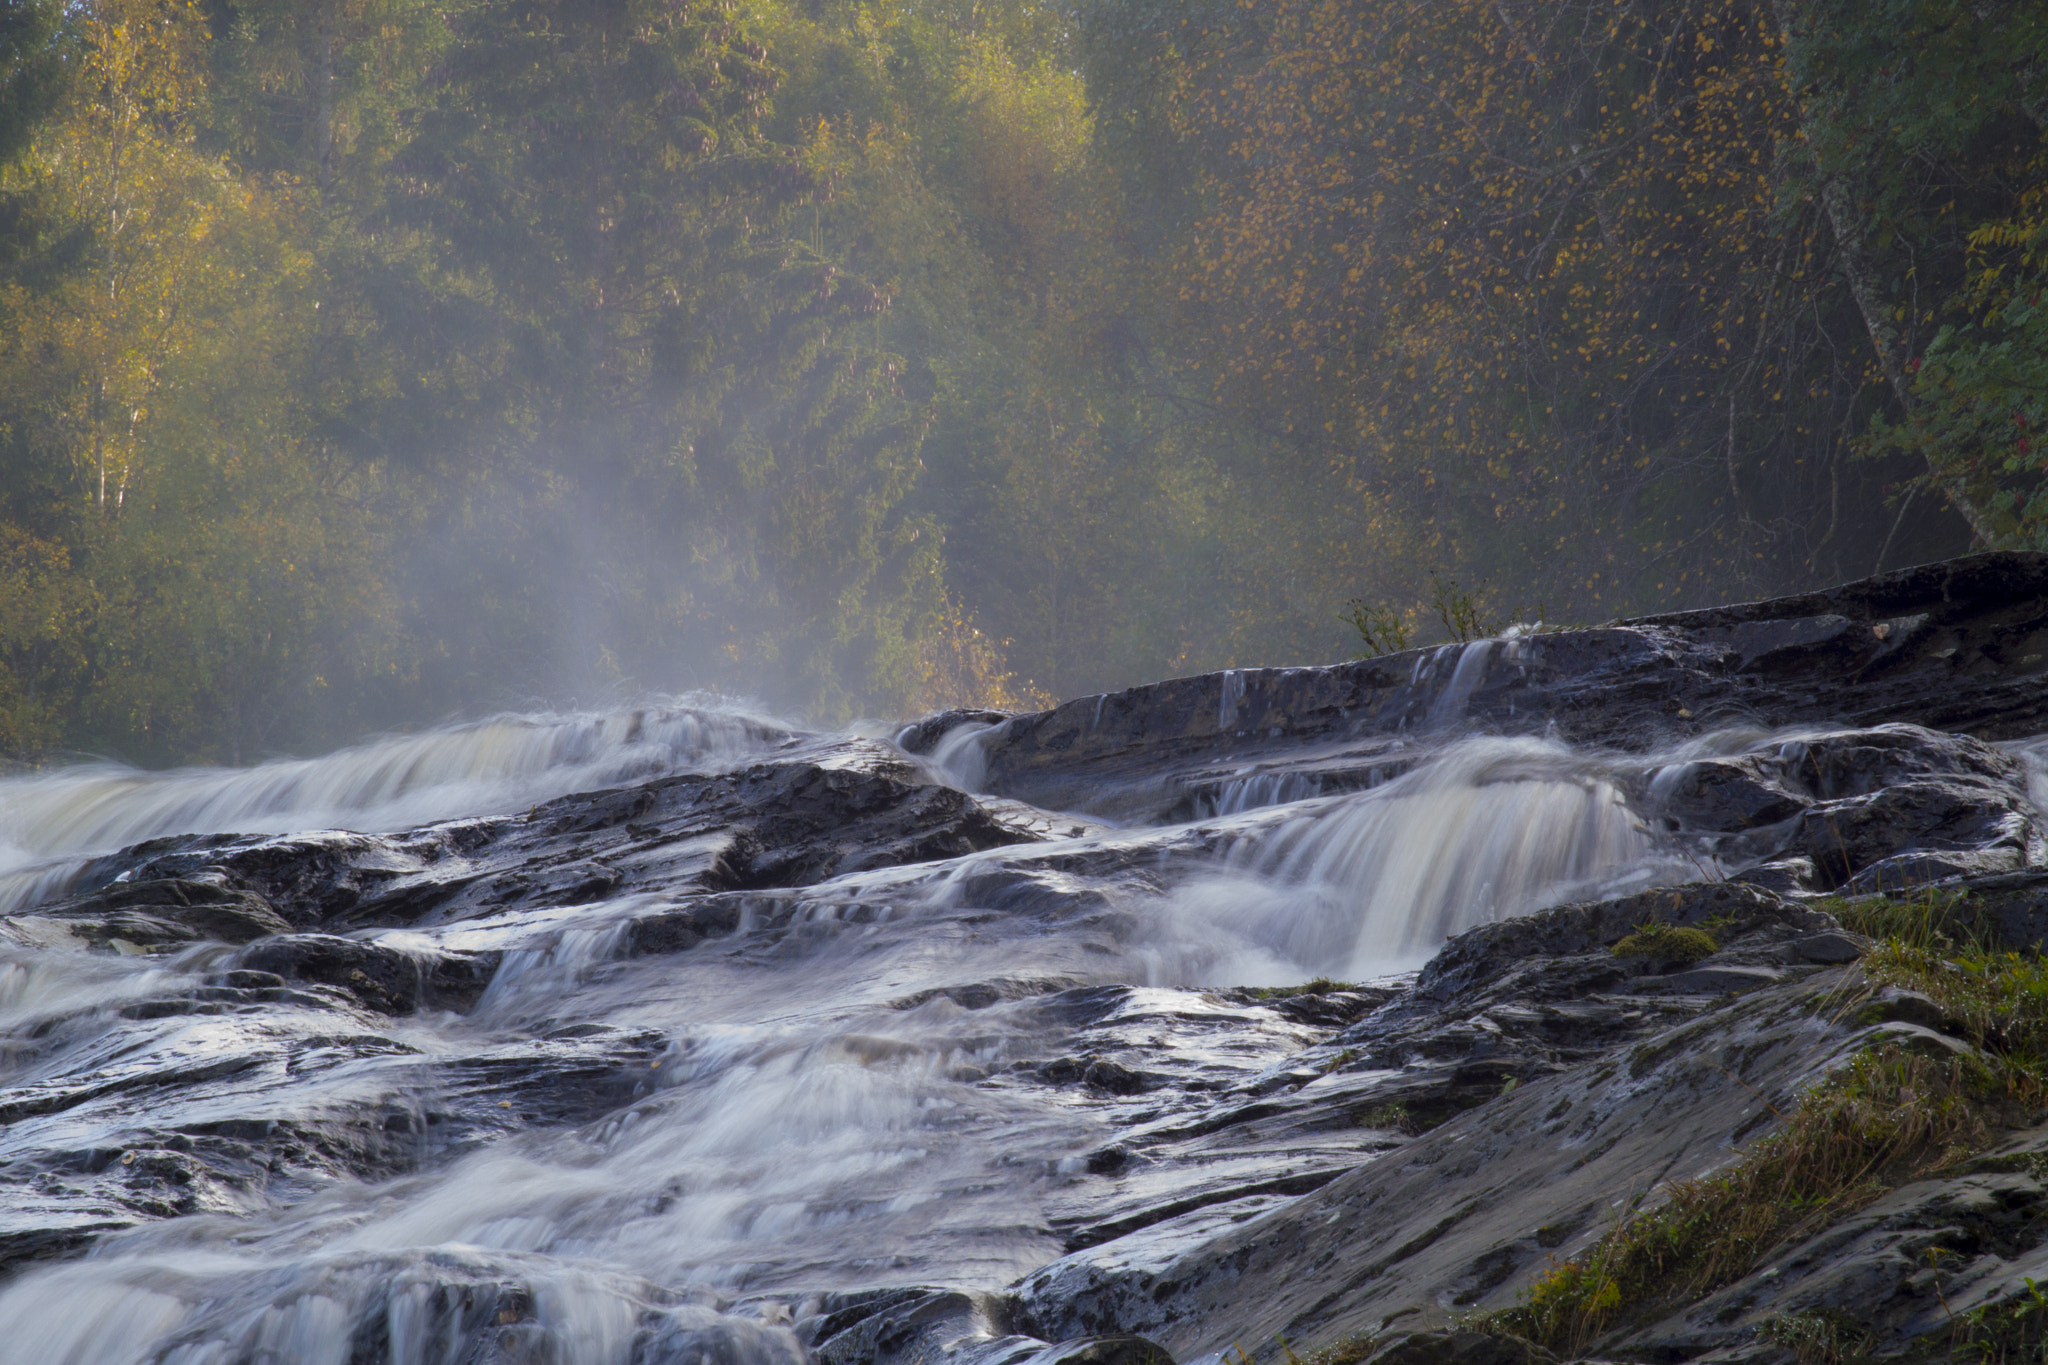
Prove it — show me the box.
[927,552,2048,823]
[0,553,2040,1365]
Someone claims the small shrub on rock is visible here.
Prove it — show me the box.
[1610,924,1718,964]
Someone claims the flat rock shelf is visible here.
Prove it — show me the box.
[0,551,2045,1365]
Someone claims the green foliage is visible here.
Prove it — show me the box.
[1225,1335,1377,1365]
[0,0,66,166]
[1758,1309,1870,1365]
[1776,0,2048,547]
[0,0,1035,756]
[1479,899,2048,1357]
[1820,885,1992,956]
[1341,600,1411,659]
[1487,1043,1994,1355]
[1864,943,2048,1070]
[1611,924,1719,964]
[1428,574,1503,645]
[1958,1275,2048,1364]
[1865,199,2048,550]
[0,0,2043,762]
[1356,1102,1413,1134]
[1249,976,1355,999]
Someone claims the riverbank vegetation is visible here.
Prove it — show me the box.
[1478,888,2048,1359]
[0,0,2043,763]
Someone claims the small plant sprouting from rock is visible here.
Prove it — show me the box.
[1341,600,1413,658]
[1759,1309,1869,1365]
[1486,1044,1993,1355]
[1252,977,1355,999]
[1427,573,1502,644]
[1343,572,1569,657]
[1610,922,1718,964]
[1861,941,2048,1065]
[1225,1333,1376,1365]
[1821,885,1985,956]
[1358,1102,1414,1133]
[1957,1274,2048,1362]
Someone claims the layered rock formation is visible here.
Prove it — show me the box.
[0,552,2042,1364]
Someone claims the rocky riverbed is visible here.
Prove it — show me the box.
[0,552,2045,1365]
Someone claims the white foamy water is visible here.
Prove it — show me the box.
[2008,734,2048,814]
[1132,735,1682,983]
[919,720,1000,793]
[0,702,786,915]
[0,709,1713,1363]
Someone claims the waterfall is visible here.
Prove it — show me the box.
[1135,735,1679,985]
[0,703,784,915]
[0,707,1703,1364]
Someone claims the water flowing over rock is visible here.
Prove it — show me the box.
[0,552,2044,1364]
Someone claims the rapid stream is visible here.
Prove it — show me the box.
[0,699,1751,1364]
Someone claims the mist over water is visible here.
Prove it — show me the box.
[0,701,1725,1365]
[0,703,787,917]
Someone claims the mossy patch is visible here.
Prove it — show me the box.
[1357,1102,1415,1133]
[1611,923,1717,963]
[1250,977,1355,999]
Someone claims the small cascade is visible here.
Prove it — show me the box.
[1426,640,1495,726]
[1143,737,1680,983]
[1218,670,1248,729]
[0,703,784,915]
[1193,772,1325,819]
[922,720,1001,793]
[0,1247,800,1365]
[0,902,1089,1365]
[2011,735,2048,815]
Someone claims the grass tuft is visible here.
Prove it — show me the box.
[1819,885,1986,955]
[1251,977,1356,999]
[1358,1102,1414,1133]
[1758,1309,1869,1365]
[1487,1044,1991,1354]
[1957,1275,2048,1363]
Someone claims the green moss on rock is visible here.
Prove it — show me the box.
[1610,924,1718,963]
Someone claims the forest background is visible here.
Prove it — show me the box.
[0,0,2043,765]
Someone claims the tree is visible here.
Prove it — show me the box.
[1775,0,2048,549]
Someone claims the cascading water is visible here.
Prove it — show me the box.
[0,702,785,916]
[919,721,1000,794]
[1190,773,1325,820]
[0,702,1709,1364]
[1130,735,1684,985]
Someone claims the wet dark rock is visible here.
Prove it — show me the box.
[1364,1332,1556,1365]
[1010,963,1873,1357]
[5,876,293,949]
[233,933,498,1014]
[1081,1060,1154,1095]
[1965,869,2048,946]
[46,753,1045,947]
[809,1289,1014,1365]
[1791,931,1865,963]
[944,551,2048,821]
[1651,758,1808,832]
[1260,989,1385,1029]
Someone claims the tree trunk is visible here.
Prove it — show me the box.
[313,0,335,193]
[1771,0,1999,547]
